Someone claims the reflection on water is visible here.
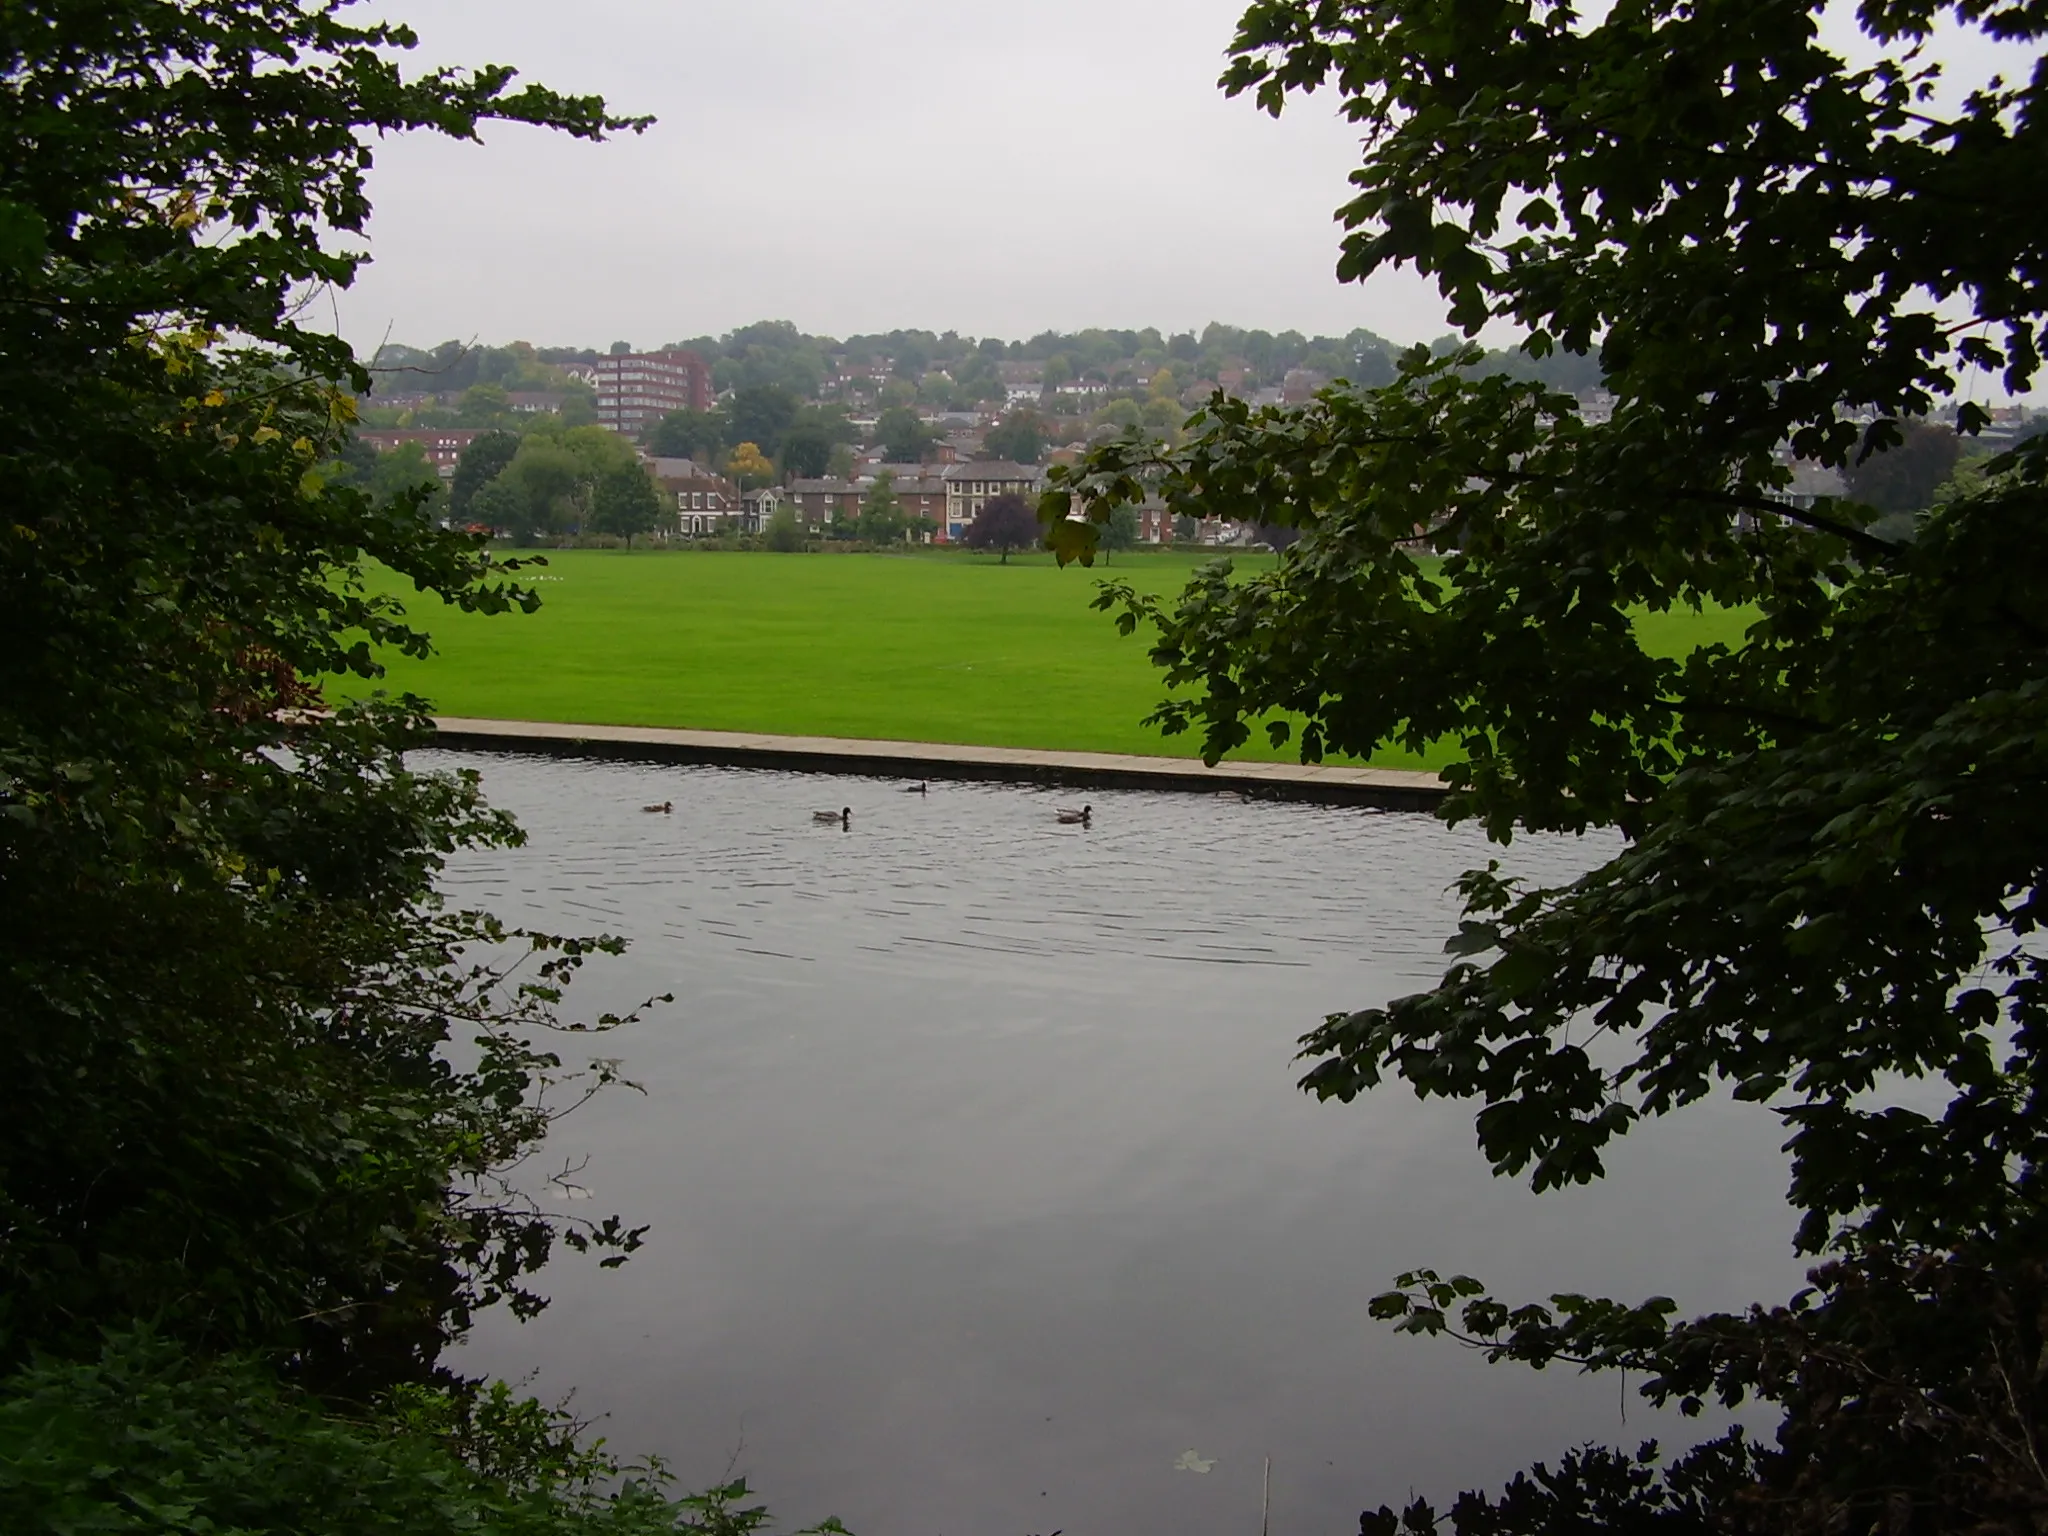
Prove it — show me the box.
[426,751,1802,1536]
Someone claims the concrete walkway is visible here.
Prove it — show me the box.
[430,716,1449,811]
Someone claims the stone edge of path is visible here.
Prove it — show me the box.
[428,717,1450,812]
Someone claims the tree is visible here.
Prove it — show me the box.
[779,406,854,481]
[366,441,448,519]
[1140,396,1185,445]
[984,411,1044,465]
[1047,0,2048,1528]
[875,404,936,463]
[456,382,514,428]
[1101,502,1139,563]
[724,441,773,491]
[451,430,521,518]
[725,384,799,459]
[644,407,724,462]
[762,506,804,552]
[589,464,663,545]
[857,470,904,545]
[466,478,525,536]
[1844,418,1963,515]
[0,0,688,1507]
[964,493,1039,563]
[498,440,583,543]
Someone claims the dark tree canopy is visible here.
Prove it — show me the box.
[0,4,777,1529]
[964,493,1040,562]
[643,407,725,463]
[1048,0,2048,1528]
[984,412,1045,464]
[451,429,521,518]
[1843,418,1964,514]
[724,384,800,460]
[875,404,937,464]
[590,464,664,543]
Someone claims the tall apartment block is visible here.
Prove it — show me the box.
[574,351,714,435]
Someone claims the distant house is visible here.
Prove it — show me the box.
[870,470,949,535]
[737,485,779,533]
[941,460,1044,542]
[505,391,566,414]
[646,456,743,536]
[1759,460,1849,527]
[784,478,865,530]
[356,427,486,479]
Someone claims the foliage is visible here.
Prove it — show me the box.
[1044,0,2048,1526]
[0,1333,846,1536]
[725,441,774,491]
[963,493,1041,563]
[0,0,676,1416]
[1101,503,1140,563]
[762,507,805,553]
[645,408,726,464]
[874,405,937,463]
[360,440,449,517]
[780,407,856,480]
[1843,419,1963,514]
[725,385,800,460]
[984,412,1045,465]
[857,470,904,544]
[497,427,641,543]
[453,429,523,518]
[591,465,664,545]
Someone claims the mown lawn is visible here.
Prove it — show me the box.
[340,548,1752,770]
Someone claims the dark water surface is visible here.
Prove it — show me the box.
[427,750,1803,1536]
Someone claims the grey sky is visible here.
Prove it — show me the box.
[336,0,1454,351]
[338,0,2036,406]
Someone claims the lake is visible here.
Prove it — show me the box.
[427,749,1804,1536]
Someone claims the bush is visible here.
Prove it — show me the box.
[0,1334,842,1536]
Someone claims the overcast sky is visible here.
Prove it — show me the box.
[336,0,2035,404]
[334,0,1457,352]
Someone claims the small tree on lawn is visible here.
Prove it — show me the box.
[589,464,662,546]
[762,506,803,552]
[1102,503,1140,564]
[858,470,905,545]
[965,493,1040,564]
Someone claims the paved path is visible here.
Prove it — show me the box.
[430,716,1449,811]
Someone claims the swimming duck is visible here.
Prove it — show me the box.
[642,800,673,814]
[813,807,851,826]
[1056,804,1092,825]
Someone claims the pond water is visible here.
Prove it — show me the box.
[428,750,1805,1536]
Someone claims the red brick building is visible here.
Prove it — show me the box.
[573,351,713,436]
[356,428,487,476]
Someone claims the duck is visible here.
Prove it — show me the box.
[813,806,851,826]
[642,800,673,814]
[901,781,928,794]
[1056,804,1092,825]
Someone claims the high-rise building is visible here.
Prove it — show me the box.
[572,351,713,435]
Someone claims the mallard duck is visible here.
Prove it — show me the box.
[642,800,672,814]
[813,807,851,826]
[1056,804,1092,825]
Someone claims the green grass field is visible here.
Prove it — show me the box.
[343,549,1752,770]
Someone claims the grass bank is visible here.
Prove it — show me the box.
[343,548,1750,770]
